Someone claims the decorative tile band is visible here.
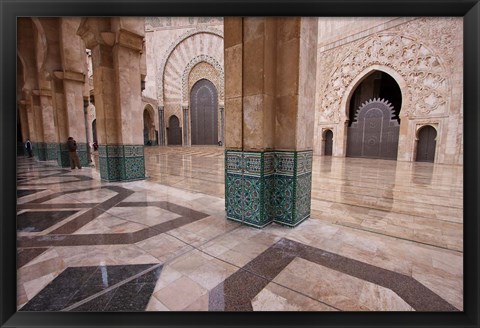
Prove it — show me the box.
[225,150,313,228]
[57,143,89,168]
[36,142,47,161]
[45,143,58,161]
[98,144,145,182]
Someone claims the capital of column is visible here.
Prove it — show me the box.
[32,89,52,97]
[77,18,107,49]
[77,19,143,53]
[117,29,144,52]
[53,70,85,83]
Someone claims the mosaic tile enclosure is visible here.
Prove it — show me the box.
[225,150,313,228]
[98,144,145,182]
[57,142,89,168]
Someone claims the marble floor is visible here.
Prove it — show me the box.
[16,146,463,312]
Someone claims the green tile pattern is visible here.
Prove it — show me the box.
[98,144,145,182]
[225,151,273,228]
[36,142,47,161]
[225,150,313,228]
[274,150,313,227]
[57,143,89,167]
[32,143,40,158]
[45,143,58,161]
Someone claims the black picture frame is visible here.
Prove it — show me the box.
[1,0,479,327]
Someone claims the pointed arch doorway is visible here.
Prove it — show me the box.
[346,70,402,160]
[190,79,218,145]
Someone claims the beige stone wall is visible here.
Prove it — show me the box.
[314,17,463,165]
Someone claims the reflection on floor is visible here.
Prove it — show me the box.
[17,146,463,311]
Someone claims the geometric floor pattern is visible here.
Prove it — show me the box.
[16,146,463,311]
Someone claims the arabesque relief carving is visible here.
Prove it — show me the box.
[318,32,450,123]
[157,27,223,101]
[183,56,224,103]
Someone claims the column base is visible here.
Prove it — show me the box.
[225,150,312,229]
[35,143,62,162]
[98,145,145,182]
[57,143,89,168]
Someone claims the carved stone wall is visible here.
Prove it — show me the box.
[162,31,224,106]
[187,62,221,103]
[314,17,463,165]
[142,19,224,146]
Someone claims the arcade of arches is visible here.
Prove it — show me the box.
[16,17,463,312]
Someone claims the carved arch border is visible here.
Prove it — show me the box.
[157,27,224,100]
[415,123,438,140]
[413,122,440,163]
[320,32,451,123]
[182,55,224,104]
[339,65,408,123]
[334,65,409,158]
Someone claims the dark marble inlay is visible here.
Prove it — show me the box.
[17,189,46,198]
[20,266,98,311]
[17,248,49,269]
[102,281,157,312]
[17,200,209,248]
[20,264,162,312]
[209,238,459,312]
[17,210,79,232]
[17,203,98,210]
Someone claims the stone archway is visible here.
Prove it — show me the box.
[143,105,156,146]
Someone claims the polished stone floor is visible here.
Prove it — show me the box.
[16,146,463,311]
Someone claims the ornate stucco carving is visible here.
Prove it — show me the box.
[318,29,451,124]
[183,57,224,103]
[157,27,224,102]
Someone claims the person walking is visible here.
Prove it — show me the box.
[67,137,82,169]
[25,139,33,157]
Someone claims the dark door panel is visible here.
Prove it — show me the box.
[324,130,333,156]
[167,115,182,145]
[190,79,218,145]
[416,125,437,162]
[347,98,399,160]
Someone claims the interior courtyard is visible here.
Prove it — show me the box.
[15,16,463,312]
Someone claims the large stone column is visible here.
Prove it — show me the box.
[18,102,30,141]
[78,18,145,181]
[17,101,30,155]
[29,94,44,158]
[224,17,318,228]
[55,17,89,167]
[17,18,41,158]
[32,87,58,161]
